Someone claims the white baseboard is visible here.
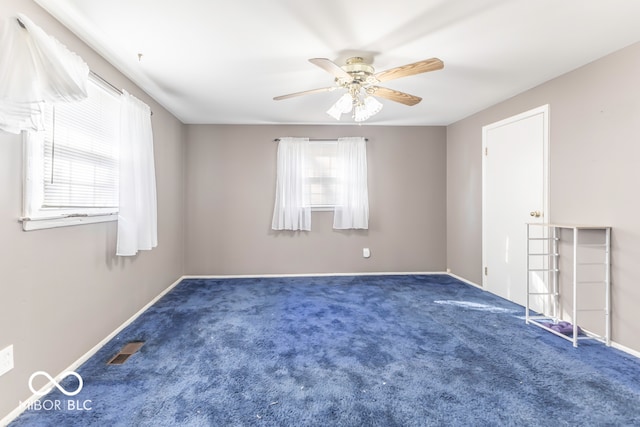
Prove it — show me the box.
[181,271,448,280]
[446,272,483,290]
[611,341,640,359]
[1,276,184,427]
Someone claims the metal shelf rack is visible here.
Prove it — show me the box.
[525,223,611,347]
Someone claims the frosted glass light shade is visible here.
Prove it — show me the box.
[354,96,383,122]
[326,93,353,120]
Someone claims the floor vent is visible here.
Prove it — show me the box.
[107,341,145,365]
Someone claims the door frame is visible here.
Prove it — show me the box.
[481,104,550,290]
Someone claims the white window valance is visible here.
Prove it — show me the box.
[0,13,89,134]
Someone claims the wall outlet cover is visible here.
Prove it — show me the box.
[0,345,14,377]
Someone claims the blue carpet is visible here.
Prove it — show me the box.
[10,274,640,426]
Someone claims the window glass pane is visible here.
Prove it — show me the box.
[305,141,337,208]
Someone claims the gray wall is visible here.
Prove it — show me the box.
[447,42,640,353]
[0,1,186,420]
[185,125,447,275]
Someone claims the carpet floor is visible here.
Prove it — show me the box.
[10,274,640,426]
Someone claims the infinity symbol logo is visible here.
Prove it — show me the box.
[29,371,84,397]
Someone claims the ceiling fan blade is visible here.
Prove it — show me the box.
[273,86,336,101]
[369,86,422,106]
[309,58,352,80]
[373,58,444,83]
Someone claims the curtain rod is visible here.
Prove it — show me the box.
[273,138,368,142]
[90,71,154,115]
[90,71,122,95]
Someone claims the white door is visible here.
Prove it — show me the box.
[482,105,549,306]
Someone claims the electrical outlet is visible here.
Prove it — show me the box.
[0,345,14,377]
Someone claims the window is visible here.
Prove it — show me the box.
[22,77,121,231]
[305,140,338,210]
[272,137,368,231]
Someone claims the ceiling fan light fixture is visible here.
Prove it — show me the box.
[326,92,353,120]
[354,95,383,122]
[365,95,383,114]
[326,103,342,120]
[276,57,443,122]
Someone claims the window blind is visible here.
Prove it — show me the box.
[42,80,120,208]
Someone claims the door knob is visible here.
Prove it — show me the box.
[530,211,541,218]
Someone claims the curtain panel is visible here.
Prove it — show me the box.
[116,91,158,256]
[271,137,311,231]
[333,137,369,230]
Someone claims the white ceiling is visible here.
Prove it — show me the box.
[34,0,640,126]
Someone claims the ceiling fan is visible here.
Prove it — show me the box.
[273,56,444,122]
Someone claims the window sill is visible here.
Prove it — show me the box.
[21,213,117,231]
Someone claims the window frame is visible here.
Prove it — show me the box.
[21,76,120,231]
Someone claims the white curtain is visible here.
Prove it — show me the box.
[0,14,89,134]
[333,137,369,229]
[271,137,311,231]
[117,91,158,256]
